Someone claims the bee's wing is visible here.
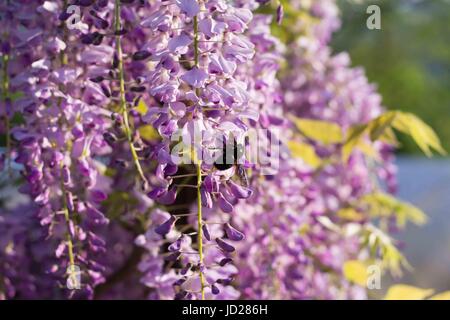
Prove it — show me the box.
[236,165,249,187]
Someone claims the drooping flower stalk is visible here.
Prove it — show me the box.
[60,164,75,269]
[195,155,206,300]
[114,0,147,185]
[193,8,206,300]
[57,20,76,279]
[1,42,11,176]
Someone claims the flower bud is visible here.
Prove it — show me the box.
[155,215,176,236]
[216,238,235,253]
[224,223,244,241]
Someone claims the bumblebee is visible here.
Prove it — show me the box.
[213,138,249,187]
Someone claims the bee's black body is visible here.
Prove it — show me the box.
[213,138,248,186]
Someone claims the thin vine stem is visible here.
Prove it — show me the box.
[60,165,75,268]
[114,0,147,184]
[193,11,206,300]
[58,1,76,274]
[196,155,206,300]
[2,51,12,177]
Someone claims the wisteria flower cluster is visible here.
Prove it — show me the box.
[0,0,440,300]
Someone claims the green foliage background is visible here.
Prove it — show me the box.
[332,0,450,154]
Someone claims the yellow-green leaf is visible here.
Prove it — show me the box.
[292,117,343,145]
[135,99,149,115]
[377,127,399,146]
[342,124,369,162]
[361,192,427,227]
[362,224,410,276]
[392,112,446,157]
[139,125,160,141]
[337,208,364,221]
[384,285,434,300]
[287,140,321,168]
[357,141,381,161]
[429,291,450,300]
[343,260,368,287]
[342,110,445,162]
[368,112,396,141]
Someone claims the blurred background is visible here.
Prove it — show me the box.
[333,0,450,294]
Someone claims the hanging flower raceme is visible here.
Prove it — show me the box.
[133,0,264,299]
[0,0,114,298]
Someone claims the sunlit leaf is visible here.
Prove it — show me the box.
[377,127,399,146]
[343,260,368,287]
[361,192,427,227]
[337,208,364,222]
[368,112,396,141]
[291,117,343,145]
[362,224,410,277]
[384,285,434,300]
[356,141,380,160]
[429,291,450,300]
[135,99,149,115]
[287,140,321,168]
[342,124,368,162]
[342,110,445,162]
[392,112,446,157]
[139,125,160,141]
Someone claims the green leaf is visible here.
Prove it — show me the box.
[103,191,139,220]
[361,192,427,227]
[291,117,343,145]
[384,285,434,300]
[287,140,321,168]
[10,91,24,101]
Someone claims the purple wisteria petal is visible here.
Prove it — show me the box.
[175,0,200,18]
[155,216,177,236]
[218,193,234,213]
[168,33,192,54]
[168,235,188,252]
[202,224,211,241]
[219,258,233,267]
[181,67,208,88]
[276,4,284,25]
[216,238,235,253]
[200,187,213,208]
[211,284,220,295]
[208,54,237,75]
[224,223,245,241]
[228,180,252,199]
